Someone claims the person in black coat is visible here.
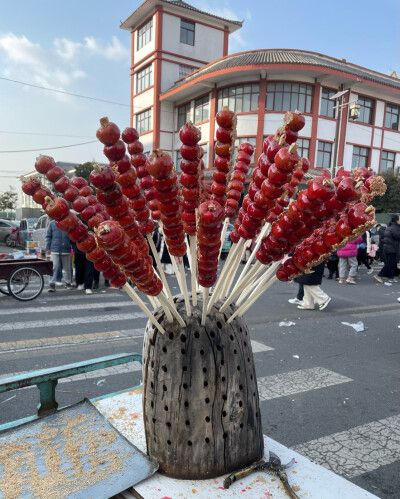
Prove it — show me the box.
[375,215,400,282]
[294,262,331,310]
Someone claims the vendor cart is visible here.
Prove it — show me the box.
[0,257,53,301]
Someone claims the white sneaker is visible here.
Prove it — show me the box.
[367,269,374,274]
[77,284,84,290]
[85,289,93,295]
[397,297,400,303]
[288,298,302,305]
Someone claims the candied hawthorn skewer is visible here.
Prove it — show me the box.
[179,121,203,306]
[146,150,191,316]
[196,201,224,324]
[90,164,161,294]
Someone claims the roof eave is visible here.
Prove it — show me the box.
[120,0,242,31]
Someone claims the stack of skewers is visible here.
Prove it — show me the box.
[21,110,387,331]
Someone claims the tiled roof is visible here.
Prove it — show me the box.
[164,49,400,94]
[165,1,242,26]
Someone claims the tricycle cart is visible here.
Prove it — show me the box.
[0,257,53,301]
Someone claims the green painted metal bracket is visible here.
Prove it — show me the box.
[0,352,142,423]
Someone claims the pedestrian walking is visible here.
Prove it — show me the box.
[294,262,331,311]
[378,224,386,263]
[337,237,362,284]
[357,232,373,274]
[46,220,72,292]
[72,242,95,294]
[326,252,339,279]
[374,215,400,283]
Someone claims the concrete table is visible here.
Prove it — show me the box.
[95,388,378,499]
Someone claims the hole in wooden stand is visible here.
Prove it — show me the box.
[181,349,186,355]
[222,411,227,417]
[169,333,174,340]
[180,334,187,342]
[162,365,167,373]
[163,385,167,392]
[200,349,204,355]
[205,437,210,443]
[221,376,226,382]
[237,365,241,371]
[164,405,168,411]
[166,422,171,427]
[216,345,222,351]
[162,346,167,353]
[183,383,188,389]
[239,401,243,407]
[202,367,207,373]
[185,420,190,426]
[240,423,244,428]
[167,440,171,445]
[210,331,215,338]
[239,384,243,390]
[203,381,208,387]
[223,433,228,439]
[183,366,187,372]
[188,440,192,446]
[184,401,189,407]
[205,416,210,422]
[205,398,210,404]
[194,331,200,338]
[222,395,227,401]
[230,335,234,341]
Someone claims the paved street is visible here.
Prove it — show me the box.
[0,249,399,498]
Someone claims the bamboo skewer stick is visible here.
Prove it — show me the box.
[219,239,251,300]
[206,239,244,313]
[189,235,198,307]
[219,260,263,313]
[201,287,209,326]
[227,275,279,324]
[148,296,159,310]
[158,291,186,327]
[235,223,270,291]
[176,256,191,316]
[236,261,281,306]
[122,283,165,334]
[218,217,230,260]
[146,234,174,304]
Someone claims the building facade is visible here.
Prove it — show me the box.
[122,0,400,176]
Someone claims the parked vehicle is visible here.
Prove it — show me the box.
[19,218,38,248]
[32,215,51,254]
[0,219,20,246]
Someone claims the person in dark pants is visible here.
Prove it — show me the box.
[375,215,400,283]
[378,224,386,263]
[357,232,373,273]
[327,252,339,279]
[73,242,95,294]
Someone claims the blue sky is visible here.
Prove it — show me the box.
[0,0,398,197]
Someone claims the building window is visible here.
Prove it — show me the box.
[234,137,256,163]
[179,64,195,80]
[137,19,153,50]
[176,150,182,173]
[384,104,400,130]
[177,103,191,130]
[316,141,332,169]
[266,82,313,114]
[351,146,369,169]
[356,97,374,124]
[180,20,195,45]
[297,138,310,159]
[194,96,209,123]
[136,65,153,93]
[136,109,152,134]
[380,151,395,173]
[320,88,335,118]
[217,84,259,113]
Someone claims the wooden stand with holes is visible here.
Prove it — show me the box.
[142,296,263,479]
